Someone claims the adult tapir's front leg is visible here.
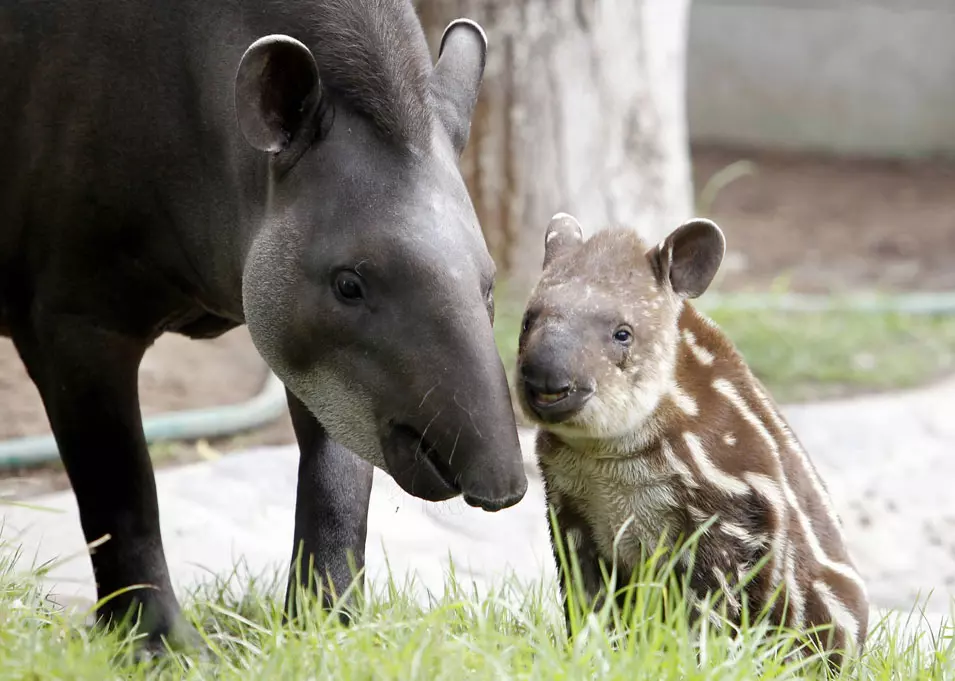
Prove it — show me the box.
[10,315,196,653]
[284,389,374,623]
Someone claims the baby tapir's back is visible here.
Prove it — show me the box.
[660,304,869,655]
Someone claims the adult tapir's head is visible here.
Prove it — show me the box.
[233,5,526,511]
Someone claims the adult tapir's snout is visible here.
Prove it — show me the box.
[381,304,528,512]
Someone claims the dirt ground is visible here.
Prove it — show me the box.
[1,144,954,494]
[692,144,955,294]
[0,327,297,498]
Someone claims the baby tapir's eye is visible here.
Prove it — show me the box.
[613,326,633,345]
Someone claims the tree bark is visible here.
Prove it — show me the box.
[417,0,695,295]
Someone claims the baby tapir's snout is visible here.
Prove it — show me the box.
[518,318,596,424]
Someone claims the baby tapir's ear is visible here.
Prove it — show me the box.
[543,213,585,269]
[647,218,725,299]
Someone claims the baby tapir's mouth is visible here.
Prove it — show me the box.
[523,381,594,423]
[532,387,571,405]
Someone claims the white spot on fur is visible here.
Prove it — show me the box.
[742,473,785,510]
[682,329,715,366]
[754,385,849,546]
[712,566,741,611]
[682,432,749,496]
[712,381,778,455]
[669,385,699,416]
[720,522,748,541]
[714,379,867,599]
[698,312,721,330]
[784,542,805,627]
[661,439,698,489]
[723,433,737,446]
[566,527,583,552]
[742,472,788,590]
[781,475,868,597]
[720,522,766,550]
[813,579,860,650]
[546,230,560,243]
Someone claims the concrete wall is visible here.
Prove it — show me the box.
[686,0,955,157]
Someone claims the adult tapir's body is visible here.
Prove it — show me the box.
[0,0,527,650]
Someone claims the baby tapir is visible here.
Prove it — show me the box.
[516,213,869,666]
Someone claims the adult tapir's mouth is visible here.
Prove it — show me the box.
[380,422,462,502]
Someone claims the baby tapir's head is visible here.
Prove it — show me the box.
[516,213,725,441]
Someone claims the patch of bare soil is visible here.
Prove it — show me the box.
[0,328,295,498]
[692,144,955,294]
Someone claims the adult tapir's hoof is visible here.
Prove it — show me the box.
[130,624,210,665]
[93,595,207,663]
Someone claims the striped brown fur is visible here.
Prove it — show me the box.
[517,214,869,669]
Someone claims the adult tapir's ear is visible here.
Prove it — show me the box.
[429,19,488,157]
[543,213,585,269]
[235,34,322,153]
[646,218,725,299]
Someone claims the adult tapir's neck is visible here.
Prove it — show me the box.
[183,0,435,320]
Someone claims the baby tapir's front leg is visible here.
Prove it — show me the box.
[547,500,608,631]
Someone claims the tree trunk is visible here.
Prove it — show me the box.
[417,0,695,296]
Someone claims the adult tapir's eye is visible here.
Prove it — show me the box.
[333,270,365,304]
[613,326,633,345]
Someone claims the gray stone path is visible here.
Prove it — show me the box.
[2,378,954,638]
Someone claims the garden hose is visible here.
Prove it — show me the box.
[2,291,955,470]
[0,371,287,469]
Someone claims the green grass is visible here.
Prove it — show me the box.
[1,534,953,680]
[703,305,955,403]
[492,286,955,405]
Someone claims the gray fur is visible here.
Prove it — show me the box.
[0,0,527,653]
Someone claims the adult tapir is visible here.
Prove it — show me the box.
[0,0,528,651]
